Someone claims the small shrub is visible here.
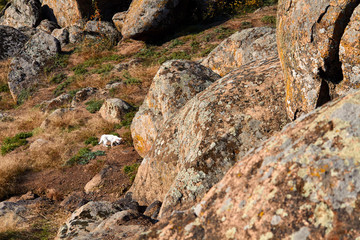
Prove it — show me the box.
[17,89,31,105]
[91,64,114,75]
[44,54,70,73]
[49,73,67,84]
[241,21,253,28]
[200,45,217,57]
[1,131,33,155]
[120,110,137,128]
[123,71,142,85]
[215,27,236,40]
[85,136,99,146]
[72,65,88,75]
[190,41,200,52]
[203,34,213,42]
[121,130,133,147]
[123,163,140,181]
[169,39,185,48]
[54,77,73,96]
[85,99,104,113]
[65,147,106,166]
[158,51,191,64]
[261,15,276,24]
[0,83,9,93]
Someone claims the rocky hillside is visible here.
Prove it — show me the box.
[1,0,359,239]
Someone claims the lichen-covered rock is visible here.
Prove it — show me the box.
[99,98,134,124]
[8,31,60,101]
[131,60,220,158]
[131,57,288,216]
[71,87,97,107]
[56,195,155,240]
[121,0,189,40]
[17,26,40,38]
[36,19,59,33]
[141,89,360,240]
[0,0,41,28]
[41,0,92,27]
[51,28,69,47]
[84,20,121,43]
[39,93,72,112]
[56,201,119,239]
[68,24,84,43]
[112,11,126,32]
[0,26,29,60]
[277,0,360,119]
[201,27,277,76]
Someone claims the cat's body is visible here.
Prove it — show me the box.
[98,134,122,147]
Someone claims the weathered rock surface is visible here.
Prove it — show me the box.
[84,20,120,43]
[51,28,69,47]
[0,25,29,60]
[131,57,288,217]
[71,87,97,107]
[56,195,155,240]
[112,11,126,32]
[121,0,189,40]
[8,31,60,101]
[277,0,360,119]
[201,27,277,76]
[36,19,59,33]
[141,88,360,240]
[0,0,41,28]
[41,0,91,27]
[68,24,84,44]
[131,60,220,158]
[39,93,72,112]
[84,166,110,194]
[99,98,135,124]
[17,25,40,37]
[40,108,74,129]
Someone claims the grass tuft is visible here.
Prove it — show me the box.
[1,132,33,155]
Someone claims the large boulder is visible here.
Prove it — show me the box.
[130,57,288,216]
[84,20,121,43]
[0,25,29,60]
[131,60,220,158]
[0,0,41,28]
[51,28,69,47]
[8,31,60,101]
[277,0,360,119]
[112,11,126,32]
[41,0,92,27]
[56,196,154,240]
[36,19,59,33]
[121,0,190,40]
[201,27,277,76]
[141,89,360,240]
[99,98,135,124]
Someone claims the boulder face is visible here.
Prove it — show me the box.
[8,31,60,101]
[99,98,135,124]
[141,89,360,240]
[131,60,220,158]
[277,0,360,120]
[121,0,189,40]
[130,57,288,217]
[201,27,277,76]
[41,0,92,27]
[0,26,29,60]
[0,0,41,28]
[84,20,121,43]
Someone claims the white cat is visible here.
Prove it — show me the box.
[98,134,122,147]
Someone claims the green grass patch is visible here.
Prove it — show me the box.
[85,99,104,113]
[200,45,217,57]
[123,163,140,182]
[65,147,106,166]
[169,39,185,48]
[53,77,74,96]
[44,54,70,73]
[72,65,88,75]
[158,51,191,64]
[17,89,32,105]
[91,64,114,75]
[215,27,236,40]
[261,15,276,24]
[123,71,142,85]
[49,73,67,84]
[85,136,99,146]
[0,83,9,93]
[1,132,33,155]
